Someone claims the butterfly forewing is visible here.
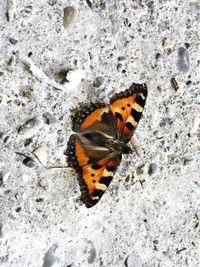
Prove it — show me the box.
[109,83,147,142]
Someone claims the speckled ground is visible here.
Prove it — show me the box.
[0,0,200,266]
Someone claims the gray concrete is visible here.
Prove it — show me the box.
[0,0,199,266]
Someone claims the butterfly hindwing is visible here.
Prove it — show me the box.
[110,83,148,142]
[67,134,120,207]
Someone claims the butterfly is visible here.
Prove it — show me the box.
[67,83,148,208]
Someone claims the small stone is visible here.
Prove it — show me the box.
[43,113,56,125]
[24,5,33,15]
[118,56,126,61]
[35,198,44,202]
[63,6,76,29]
[125,252,142,267]
[136,164,145,175]
[85,0,106,9]
[33,146,48,165]
[47,0,57,6]
[3,134,9,143]
[148,163,157,175]
[117,63,122,71]
[182,156,194,166]
[6,0,16,22]
[21,15,33,24]
[0,172,3,186]
[24,138,32,146]
[155,53,163,61]
[162,37,175,55]
[125,173,132,183]
[190,115,200,135]
[15,207,22,212]
[23,157,35,168]
[0,93,9,106]
[171,77,184,91]
[18,118,43,138]
[28,51,33,57]
[93,77,105,87]
[87,246,96,264]
[8,37,18,44]
[42,246,58,267]
[0,223,4,238]
[2,171,11,182]
[177,47,190,72]
[185,43,190,49]
[110,14,117,26]
[23,90,34,100]
[0,170,11,186]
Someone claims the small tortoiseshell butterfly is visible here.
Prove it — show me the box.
[67,83,148,208]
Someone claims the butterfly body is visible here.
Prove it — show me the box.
[67,83,148,208]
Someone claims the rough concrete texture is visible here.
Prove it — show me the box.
[0,0,200,266]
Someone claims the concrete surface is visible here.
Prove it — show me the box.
[0,0,200,266]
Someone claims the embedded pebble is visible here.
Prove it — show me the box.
[136,164,145,175]
[18,118,43,138]
[42,113,56,124]
[8,37,18,45]
[3,135,10,145]
[93,76,105,87]
[47,0,57,6]
[21,15,33,24]
[162,37,175,55]
[177,47,190,72]
[24,138,33,146]
[87,246,96,264]
[0,172,3,186]
[190,115,200,135]
[85,0,106,9]
[182,156,194,166]
[23,90,34,100]
[33,146,48,166]
[23,157,36,168]
[0,223,3,238]
[1,171,11,183]
[23,5,33,15]
[171,77,179,91]
[42,246,58,267]
[6,0,16,22]
[110,14,117,26]
[125,252,142,267]
[63,6,76,29]
[0,170,11,186]
[0,93,9,106]
[148,163,157,175]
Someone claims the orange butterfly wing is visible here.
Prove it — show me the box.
[109,83,148,142]
[67,134,120,208]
